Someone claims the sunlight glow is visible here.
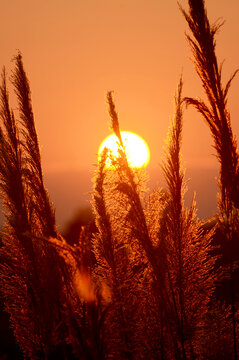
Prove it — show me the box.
[98,131,150,168]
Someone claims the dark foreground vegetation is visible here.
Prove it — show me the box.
[0,0,238,359]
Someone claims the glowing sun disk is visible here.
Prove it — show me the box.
[98,131,150,168]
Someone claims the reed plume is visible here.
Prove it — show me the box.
[12,53,57,238]
[92,147,134,359]
[181,1,239,357]
[162,78,216,359]
[0,54,104,359]
[106,92,175,358]
[106,92,160,279]
[180,0,239,211]
[0,1,237,355]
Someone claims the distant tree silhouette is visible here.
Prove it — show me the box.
[62,207,96,246]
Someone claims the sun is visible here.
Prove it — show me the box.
[98,131,150,168]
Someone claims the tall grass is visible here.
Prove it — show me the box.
[92,87,216,359]
[161,78,216,359]
[0,54,106,360]
[0,54,73,359]
[0,0,238,358]
[181,0,239,357]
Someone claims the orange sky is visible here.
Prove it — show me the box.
[1,0,239,226]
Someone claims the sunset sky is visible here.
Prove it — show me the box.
[1,0,239,226]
